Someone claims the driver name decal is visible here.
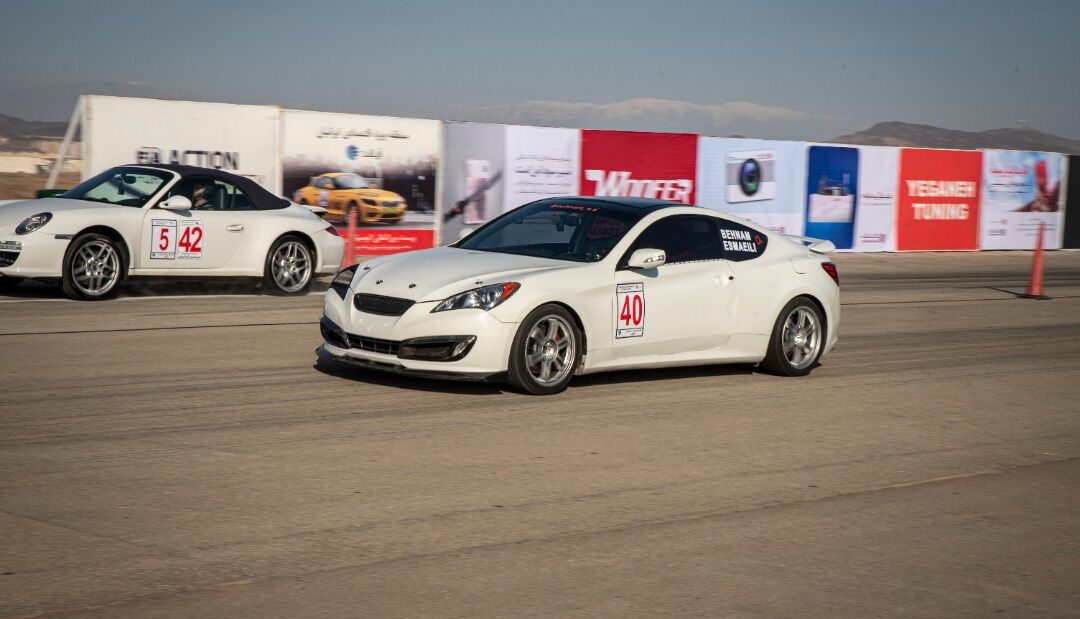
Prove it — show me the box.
[615,283,645,339]
[719,228,758,253]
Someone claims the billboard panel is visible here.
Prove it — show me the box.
[979,150,1065,250]
[897,149,982,251]
[281,110,440,253]
[697,138,807,235]
[805,145,859,249]
[505,125,580,210]
[82,95,281,192]
[580,130,697,204]
[440,122,507,244]
[852,146,899,252]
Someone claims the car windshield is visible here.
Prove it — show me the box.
[333,174,370,189]
[456,199,643,263]
[62,167,172,207]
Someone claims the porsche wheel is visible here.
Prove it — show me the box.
[61,233,123,300]
[263,235,313,295]
[762,296,824,377]
[508,304,582,395]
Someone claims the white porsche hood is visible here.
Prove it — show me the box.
[353,246,581,302]
[0,198,119,230]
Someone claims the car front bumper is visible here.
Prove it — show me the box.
[321,288,519,376]
[0,233,70,278]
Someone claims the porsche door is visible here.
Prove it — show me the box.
[139,177,248,271]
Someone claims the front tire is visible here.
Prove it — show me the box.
[761,296,825,377]
[507,304,582,395]
[263,235,314,295]
[61,233,123,300]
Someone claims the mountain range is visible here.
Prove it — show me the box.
[1,104,1077,155]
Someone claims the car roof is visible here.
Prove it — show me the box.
[548,196,694,213]
[122,163,290,210]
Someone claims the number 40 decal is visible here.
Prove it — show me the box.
[615,283,645,339]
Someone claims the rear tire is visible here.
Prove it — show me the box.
[61,233,123,300]
[507,304,582,395]
[761,296,825,377]
[263,235,314,295]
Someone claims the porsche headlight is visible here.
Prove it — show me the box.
[432,282,520,313]
[16,212,52,235]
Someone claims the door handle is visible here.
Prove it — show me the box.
[226,224,244,232]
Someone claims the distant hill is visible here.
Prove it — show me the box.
[831,122,1080,154]
[0,112,67,140]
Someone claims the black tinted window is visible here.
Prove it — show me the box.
[624,215,723,265]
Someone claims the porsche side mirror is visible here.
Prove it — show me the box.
[458,227,474,241]
[158,195,192,210]
[627,248,666,269]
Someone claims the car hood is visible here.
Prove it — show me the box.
[353,246,580,302]
[0,197,120,227]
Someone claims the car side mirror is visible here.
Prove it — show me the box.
[627,248,666,269]
[158,195,192,210]
[458,227,474,241]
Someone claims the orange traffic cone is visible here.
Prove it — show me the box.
[341,206,358,269]
[1019,222,1049,300]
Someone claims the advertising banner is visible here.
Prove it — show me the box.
[805,145,859,249]
[897,149,982,251]
[82,95,281,192]
[1065,156,1080,249]
[281,110,441,254]
[505,125,580,211]
[852,146,899,252]
[580,130,697,204]
[441,122,507,244]
[697,138,807,235]
[979,150,1065,250]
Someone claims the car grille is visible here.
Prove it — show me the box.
[346,334,401,356]
[0,251,18,267]
[354,293,415,316]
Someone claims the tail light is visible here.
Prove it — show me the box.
[325,225,341,237]
[821,262,839,285]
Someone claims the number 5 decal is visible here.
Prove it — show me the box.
[615,283,645,339]
[150,220,176,260]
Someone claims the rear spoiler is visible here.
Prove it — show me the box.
[785,235,836,254]
[300,203,328,215]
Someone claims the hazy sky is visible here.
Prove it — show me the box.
[1,0,1077,138]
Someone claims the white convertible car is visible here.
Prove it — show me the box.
[0,164,344,299]
[318,197,840,394]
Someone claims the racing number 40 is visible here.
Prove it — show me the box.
[619,293,643,326]
[615,282,645,339]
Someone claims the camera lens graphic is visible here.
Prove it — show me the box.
[739,159,761,196]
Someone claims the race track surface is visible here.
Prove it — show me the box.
[2,252,1079,618]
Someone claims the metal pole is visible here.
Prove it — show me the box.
[46,98,82,190]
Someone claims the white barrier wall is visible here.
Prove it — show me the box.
[82,95,281,192]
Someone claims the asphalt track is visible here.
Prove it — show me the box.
[1,252,1079,618]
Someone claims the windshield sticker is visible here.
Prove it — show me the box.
[719,224,767,260]
[615,282,645,338]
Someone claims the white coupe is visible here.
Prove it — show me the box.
[318,197,840,394]
[0,164,344,299]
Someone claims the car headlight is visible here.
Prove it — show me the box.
[16,212,52,235]
[329,265,358,298]
[362,198,378,206]
[432,282,520,313]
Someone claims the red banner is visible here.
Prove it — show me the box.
[897,149,982,250]
[580,130,698,204]
[352,229,435,256]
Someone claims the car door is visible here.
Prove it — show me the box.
[611,214,735,359]
[139,176,247,271]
